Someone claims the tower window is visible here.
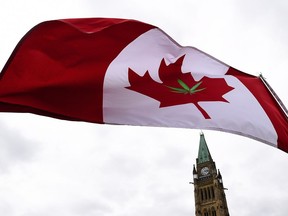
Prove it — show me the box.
[211,186,215,198]
[203,209,208,216]
[211,207,216,216]
[204,188,208,200]
[201,189,204,201]
[208,187,211,199]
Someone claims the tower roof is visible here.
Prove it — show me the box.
[197,133,213,164]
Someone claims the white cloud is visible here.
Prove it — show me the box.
[0,0,288,215]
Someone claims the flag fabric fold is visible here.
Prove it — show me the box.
[0,18,287,153]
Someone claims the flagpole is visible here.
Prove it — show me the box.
[259,73,288,119]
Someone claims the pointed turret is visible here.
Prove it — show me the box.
[217,169,223,184]
[217,169,222,179]
[197,132,213,164]
[193,165,198,179]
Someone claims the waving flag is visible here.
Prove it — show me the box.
[0,18,287,152]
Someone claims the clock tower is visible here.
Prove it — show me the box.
[193,133,230,216]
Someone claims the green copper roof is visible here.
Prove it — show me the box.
[197,133,212,164]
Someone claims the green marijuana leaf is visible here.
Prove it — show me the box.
[166,79,205,95]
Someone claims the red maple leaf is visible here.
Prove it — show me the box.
[126,55,234,119]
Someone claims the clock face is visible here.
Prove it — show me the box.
[201,167,209,176]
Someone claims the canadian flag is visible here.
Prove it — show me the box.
[0,18,287,153]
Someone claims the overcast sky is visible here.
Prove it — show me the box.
[0,0,288,216]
